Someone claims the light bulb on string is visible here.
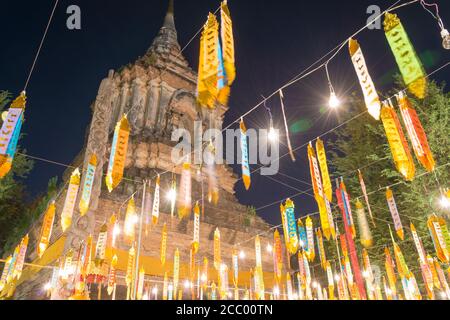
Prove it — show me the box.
[325,63,340,109]
[419,0,450,50]
[439,188,450,209]
[263,98,278,142]
[266,243,273,253]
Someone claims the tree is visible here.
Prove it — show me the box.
[326,80,449,291]
[0,91,34,256]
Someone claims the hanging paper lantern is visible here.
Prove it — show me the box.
[105,115,130,192]
[383,13,427,99]
[308,143,331,239]
[355,199,373,248]
[37,201,56,258]
[0,92,26,179]
[273,229,283,283]
[214,228,221,270]
[178,162,192,219]
[316,138,332,202]
[305,217,315,262]
[124,196,137,245]
[197,13,219,109]
[281,199,298,254]
[173,248,180,295]
[192,202,200,254]
[381,102,415,181]
[386,187,404,240]
[153,175,161,223]
[13,235,28,280]
[94,223,108,266]
[348,38,381,120]
[125,245,136,299]
[107,254,118,296]
[358,170,375,226]
[427,215,449,264]
[240,118,251,190]
[397,92,435,172]
[79,154,97,216]
[316,228,327,269]
[61,168,81,232]
[160,223,167,266]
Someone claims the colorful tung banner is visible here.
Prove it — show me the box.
[0,92,26,179]
[125,245,136,299]
[107,254,117,296]
[386,187,404,240]
[106,115,130,192]
[79,154,97,216]
[381,101,415,181]
[305,217,315,262]
[192,202,200,254]
[197,13,219,109]
[282,198,298,254]
[13,235,28,280]
[124,196,136,245]
[94,223,108,266]
[214,228,221,270]
[427,215,449,264]
[240,118,251,190]
[178,162,192,219]
[316,228,327,269]
[397,92,435,172]
[160,223,167,267]
[348,38,381,120]
[316,138,332,202]
[308,143,331,240]
[383,13,427,99]
[273,229,283,283]
[152,175,160,224]
[298,219,308,252]
[337,180,366,300]
[220,0,235,86]
[355,199,373,248]
[358,170,375,226]
[37,201,56,258]
[61,168,81,232]
[173,249,180,295]
[232,249,238,286]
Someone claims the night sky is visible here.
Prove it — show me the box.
[0,0,448,226]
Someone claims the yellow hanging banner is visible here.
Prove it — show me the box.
[427,215,449,264]
[316,138,333,202]
[220,0,235,86]
[61,168,81,232]
[384,13,427,99]
[152,175,160,225]
[161,223,167,267]
[124,196,137,245]
[192,202,200,254]
[305,217,315,262]
[197,13,220,109]
[214,228,221,270]
[105,115,130,192]
[173,249,180,295]
[37,201,56,258]
[381,102,415,181]
[348,38,381,120]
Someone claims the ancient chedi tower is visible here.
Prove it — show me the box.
[14,1,281,300]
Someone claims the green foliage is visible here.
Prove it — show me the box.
[325,81,449,288]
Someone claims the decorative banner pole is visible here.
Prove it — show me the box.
[133,180,147,300]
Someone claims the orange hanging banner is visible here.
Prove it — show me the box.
[37,201,56,258]
[380,101,415,181]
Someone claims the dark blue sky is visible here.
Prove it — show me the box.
[0,0,448,225]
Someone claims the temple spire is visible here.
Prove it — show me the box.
[163,0,175,31]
